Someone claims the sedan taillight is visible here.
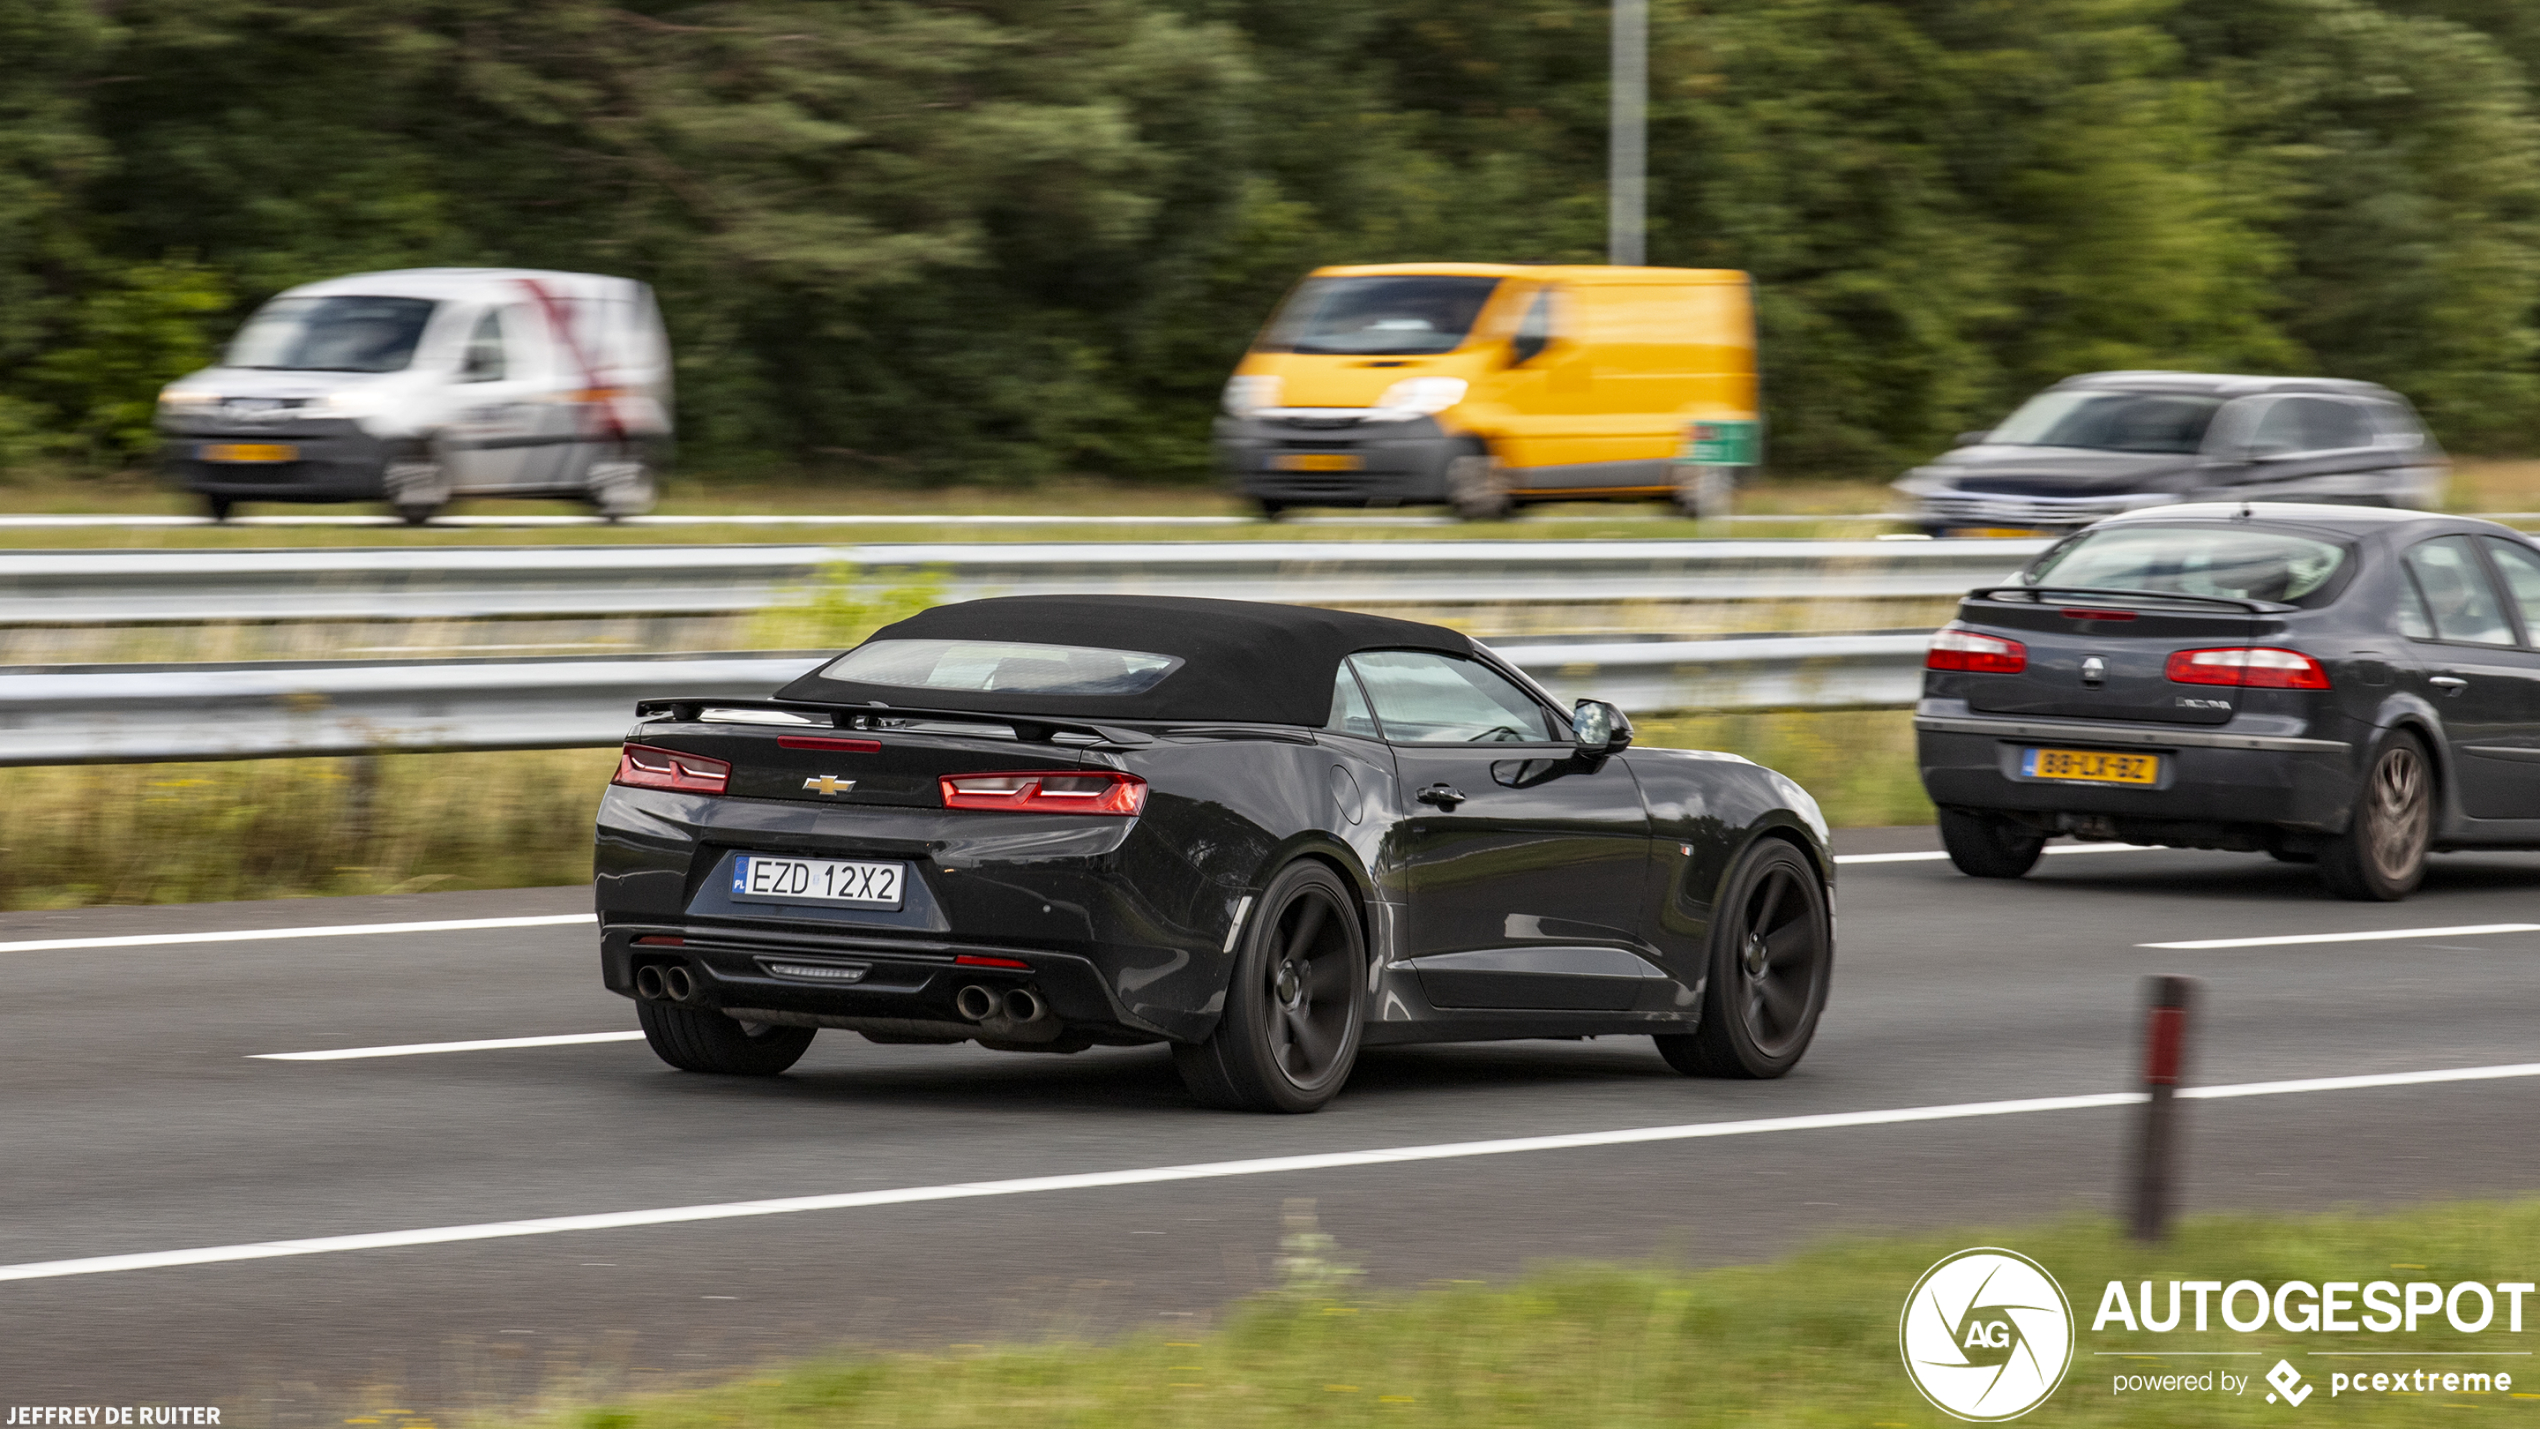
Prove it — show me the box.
[1926,625,2028,674]
[2165,647,2332,690]
[939,769,1149,815]
[613,743,731,794]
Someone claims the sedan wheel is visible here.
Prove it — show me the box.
[2319,733,2432,901]
[1656,839,1832,1079]
[1174,862,1364,1112]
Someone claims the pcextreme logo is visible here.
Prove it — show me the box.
[1900,1248,2078,1421]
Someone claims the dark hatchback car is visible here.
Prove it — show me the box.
[1894,372,2446,535]
[596,595,1835,1111]
[1917,504,2540,899]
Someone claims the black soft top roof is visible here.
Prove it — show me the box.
[774,594,1473,725]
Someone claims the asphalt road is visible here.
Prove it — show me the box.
[6,832,2540,1421]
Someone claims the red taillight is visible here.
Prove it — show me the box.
[2061,608,2137,622]
[778,736,882,753]
[1927,625,2028,674]
[613,743,731,794]
[955,954,1032,969]
[2165,647,2332,690]
[938,769,1149,816]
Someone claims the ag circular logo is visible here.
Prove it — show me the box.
[1900,1247,2075,1421]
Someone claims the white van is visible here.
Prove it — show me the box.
[157,267,672,523]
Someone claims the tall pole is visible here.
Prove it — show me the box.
[1609,0,1647,266]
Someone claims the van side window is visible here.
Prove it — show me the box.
[1511,290,1556,366]
[461,310,506,383]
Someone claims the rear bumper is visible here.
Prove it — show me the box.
[1915,704,2357,838]
[1215,413,1459,505]
[161,422,392,502]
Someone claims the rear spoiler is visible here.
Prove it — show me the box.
[1965,585,2295,616]
[632,697,1157,748]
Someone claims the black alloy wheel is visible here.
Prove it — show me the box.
[2319,732,2433,901]
[638,999,816,1075]
[1174,861,1366,1112]
[1657,839,1832,1079]
[1938,807,2046,879]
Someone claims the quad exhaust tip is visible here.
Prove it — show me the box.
[1002,987,1045,1023]
[634,964,665,1000]
[663,965,696,1002]
[954,984,1000,1021]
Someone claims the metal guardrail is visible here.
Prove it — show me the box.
[0,539,2043,626]
[0,635,1933,765]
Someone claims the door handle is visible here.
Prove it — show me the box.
[1415,783,1466,809]
[2431,675,2468,695]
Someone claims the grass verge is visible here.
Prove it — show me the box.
[0,712,1923,911]
[498,1199,2540,1428]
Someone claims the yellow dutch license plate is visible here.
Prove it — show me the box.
[1947,526,2045,539]
[2021,747,2160,785]
[1273,453,1363,472]
[202,443,298,463]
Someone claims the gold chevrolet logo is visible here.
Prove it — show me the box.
[802,775,856,796]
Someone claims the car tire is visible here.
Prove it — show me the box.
[1938,808,2046,878]
[1173,861,1365,1113]
[1253,497,1287,521]
[1445,448,1515,522]
[1672,465,1733,519]
[384,451,452,526]
[587,452,657,520]
[637,998,816,1075]
[2318,731,2433,901]
[1655,838,1832,1079]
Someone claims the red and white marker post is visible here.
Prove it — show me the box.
[2129,974,2201,1242]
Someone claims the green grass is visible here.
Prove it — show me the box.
[0,711,1920,911]
[481,1199,2540,1428]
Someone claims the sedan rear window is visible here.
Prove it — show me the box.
[820,639,1182,696]
[2025,526,2349,605]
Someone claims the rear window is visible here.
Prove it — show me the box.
[1256,276,1502,357]
[2024,525,2350,605]
[819,639,1182,696]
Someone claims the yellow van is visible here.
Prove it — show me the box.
[1214,263,1758,520]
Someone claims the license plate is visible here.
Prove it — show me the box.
[1947,526,2044,539]
[2020,747,2160,785]
[1272,452,1362,472]
[731,855,904,908]
[202,443,298,463]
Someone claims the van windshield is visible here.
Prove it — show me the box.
[1989,390,2224,454]
[1257,276,1502,356]
[228,295,438,373]
[2024,525,2349,605]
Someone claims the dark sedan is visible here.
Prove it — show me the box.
[595,595,1835,1110]
[1917,503,2540,899]
[1894,371,2445,535]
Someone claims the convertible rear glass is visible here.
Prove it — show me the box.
[817,639,1183,697]
[2024,525,2350,605]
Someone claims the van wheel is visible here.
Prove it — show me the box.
[2318,732,2432,901]
[1253,497,1287,521]
[1672,465,1734,519]
[1938,808,2045,878]
[202,495,235,523]
[1445,449,1514,521]
[384,452,452,526]
[587,455,657,520]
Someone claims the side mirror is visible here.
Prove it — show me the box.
[1953,429,1990,448]
[1572,699,1633,754]
[1510,332,1550,367]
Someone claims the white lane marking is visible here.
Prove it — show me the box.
[1836,843,2160,865]
[0,913,594,955]
[2142,923,2540,950]
[8,1060,2540,1285]
[254,1031,644,1061]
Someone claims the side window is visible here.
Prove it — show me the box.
[1347,651,1563,744]
[2481,537,2540,645]
[2248,399,2305,456]
[1510,289,1556,366]
[2305,400,2375,453]
[1326,663,1380,738]
[460,310,506,383]
[2402,536,2516,645]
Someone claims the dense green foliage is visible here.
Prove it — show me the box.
[4,0,2540,480]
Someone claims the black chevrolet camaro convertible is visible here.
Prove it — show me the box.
[594,596,1834,1111]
